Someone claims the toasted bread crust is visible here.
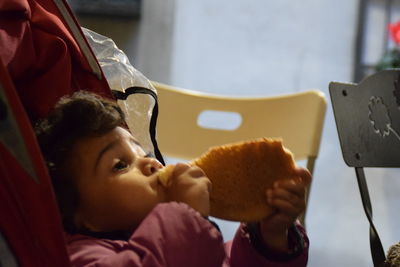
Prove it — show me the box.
[192,138,297,222]
[158,164,174,186]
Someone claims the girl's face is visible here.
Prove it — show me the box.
[67,126,165,232]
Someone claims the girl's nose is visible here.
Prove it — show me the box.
[139,157,163,176]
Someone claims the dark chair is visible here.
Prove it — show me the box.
[330,69,400,266]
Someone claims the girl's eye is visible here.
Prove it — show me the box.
[112,160,129,172]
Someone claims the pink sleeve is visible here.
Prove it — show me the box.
[67,202,225,267]
[224,223,309,267]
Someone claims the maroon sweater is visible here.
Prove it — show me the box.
[66,202,308,267]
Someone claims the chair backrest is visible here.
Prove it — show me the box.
[153,81,326,171]
[152,81,327,224]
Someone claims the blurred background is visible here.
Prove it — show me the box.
[70,0,400,266]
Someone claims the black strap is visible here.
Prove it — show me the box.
[112,87,165,165]
[355,167,386,267]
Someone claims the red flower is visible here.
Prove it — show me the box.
[389,21,400,45]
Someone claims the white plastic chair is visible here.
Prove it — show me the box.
[152,81,327,225]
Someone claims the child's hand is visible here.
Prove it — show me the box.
[163,163,212,216]
[258,167,311,252]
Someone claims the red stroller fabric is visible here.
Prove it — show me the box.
[0,0,112,122]
[0,0,113,265]
[0,58,70,267]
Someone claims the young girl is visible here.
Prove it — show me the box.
[35,90,310,267]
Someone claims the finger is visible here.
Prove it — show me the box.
[268,188,303,206]
[171,162,191,178]
[267,189,305,212]
[273,179,306,199]
[197,177,213,194]
[186,165,207,178]
[268,198,302,217]
[294,167,312,186]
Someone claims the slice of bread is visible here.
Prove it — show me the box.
[158,138,297,222]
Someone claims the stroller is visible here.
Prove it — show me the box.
[0,0,162,265]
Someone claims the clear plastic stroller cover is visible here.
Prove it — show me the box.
[83,27,158,157]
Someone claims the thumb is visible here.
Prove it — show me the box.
[295,167,312,186]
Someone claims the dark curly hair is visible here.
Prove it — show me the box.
[35,91,126,233]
